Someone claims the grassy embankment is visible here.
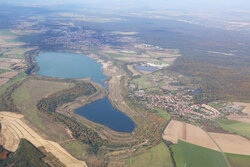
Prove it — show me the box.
[0,72,27,96]
[126,142,173,167]
[10,76,105,156]
[11,78,74,141]
[61,140,87,160]
[217,119,250,139]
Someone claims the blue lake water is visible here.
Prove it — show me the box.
[36,52,107,84]
[75,97,135,132]
[135,65,159,72]
[36,52,135,132]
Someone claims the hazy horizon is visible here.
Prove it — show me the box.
[2,0,250,11]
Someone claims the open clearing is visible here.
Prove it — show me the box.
[132,76,152,89]
[156,108,171,121]
[170,140,228,167]
[126,142,173,167]
[61,140,87,160]
[0,112,87,167]
[12,79,74,141]
[163,120,250,155]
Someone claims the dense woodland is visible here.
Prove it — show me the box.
[169,50,250,102]
[0,139,49,167]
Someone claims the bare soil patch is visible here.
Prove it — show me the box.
[0,112,88,167]
[209,132,250,155]
[162,120,218,151]
[163,120,250,155]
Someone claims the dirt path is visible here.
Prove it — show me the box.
[0,112,87,167]
[204,129,231,167]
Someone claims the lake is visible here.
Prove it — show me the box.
[36,52,135,132]
[36,52,107,84]
[135,65,159,72]
[75,97,135,132]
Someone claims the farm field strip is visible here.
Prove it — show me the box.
[170,140,229,167]
[208,132,250,156]
[163,120,250,155]
[218,119,250,139]
[0,112,88,167]
[162,120,219,150]
[126,142,173,167]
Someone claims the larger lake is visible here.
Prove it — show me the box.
[36,52,135,132]
[36,52,107,84]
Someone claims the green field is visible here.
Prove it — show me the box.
[208,101,224,108]
[132,76,152,89]
[127,142,173,167]
[12,79,74,141]
[0,68,10,74]
[0,72,27,96]
[62,140,87,159]
[0,48,29,59]
[156,108,171,121]
[170,140,228,167]
[218,119,250,138]
[105,53,125,58]
[226,153,250,167]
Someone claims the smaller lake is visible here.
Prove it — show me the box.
[135,65,159,72]
[75,97,135,132]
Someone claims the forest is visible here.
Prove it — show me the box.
[0,139,49,167]
[169,50,250,102]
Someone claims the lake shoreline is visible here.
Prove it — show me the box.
[35,51,136,133]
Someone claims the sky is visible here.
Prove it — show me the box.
[2,0,250,10]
